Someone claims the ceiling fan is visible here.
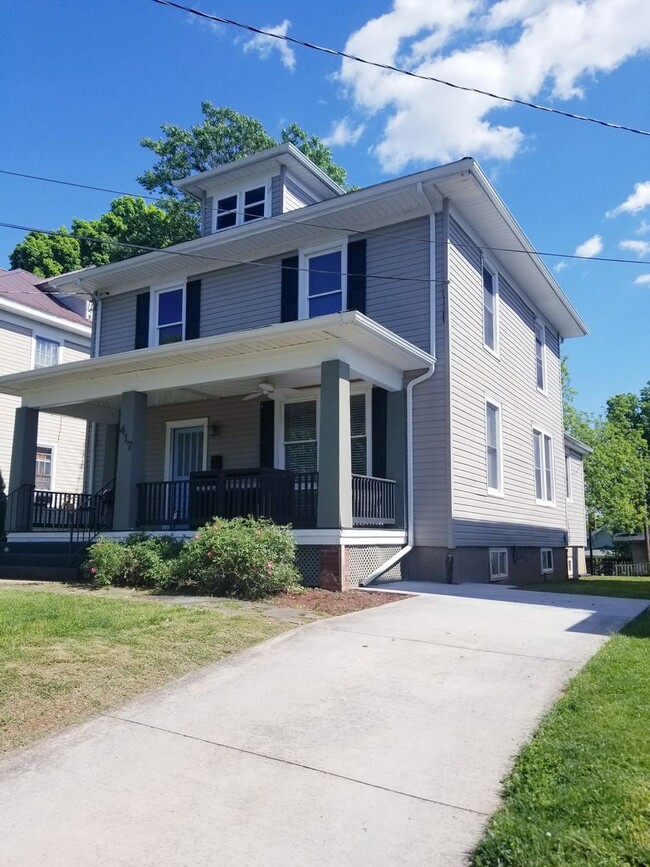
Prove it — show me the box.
[241,381,301,402]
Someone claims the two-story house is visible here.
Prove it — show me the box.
[0,268,91,524]
[0,145,589,586]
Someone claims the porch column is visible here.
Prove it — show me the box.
[113,392,147,531]
[386,389,407,528]
[317,360,353,529]
[7,406,39,532]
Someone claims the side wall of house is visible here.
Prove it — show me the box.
[447,215,568,578]
[566,450,587,547]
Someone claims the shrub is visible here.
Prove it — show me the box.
[83,539,129,587]
[169,517,300,600]
[84,534,181,588]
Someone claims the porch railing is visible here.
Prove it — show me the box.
[3,484,114,535]
[352,475,396,526]
[136,470,319,530]
[68,480,115,564]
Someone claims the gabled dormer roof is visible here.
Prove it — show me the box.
[173,142,345,202]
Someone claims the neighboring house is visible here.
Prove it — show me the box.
[612,533,650,565]
[0,145,591,587]
[0,269,91,513]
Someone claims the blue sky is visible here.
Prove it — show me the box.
[1,0,649,416]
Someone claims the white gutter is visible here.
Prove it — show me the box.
[360,361,436,585]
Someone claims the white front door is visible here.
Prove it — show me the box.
[171,425,205,482]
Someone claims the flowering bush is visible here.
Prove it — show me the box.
[168,517,300,599]
[83,534,181,588]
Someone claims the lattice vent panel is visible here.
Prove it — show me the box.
[295,545,320,587]
[347,545,403,588]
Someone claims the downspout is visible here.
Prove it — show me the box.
[361,184,438,585]
[86,287,101,493]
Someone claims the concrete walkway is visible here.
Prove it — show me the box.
[1,585,646,866]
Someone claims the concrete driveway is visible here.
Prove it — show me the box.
[1,585,646,866]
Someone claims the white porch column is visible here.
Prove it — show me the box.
[317,360,353,529]
[7,406,39,531]
[113,392,147,531]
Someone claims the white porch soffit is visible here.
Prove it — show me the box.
[0,312,433,410]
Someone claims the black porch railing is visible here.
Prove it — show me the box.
[4,483,114,535]
[352,475,396,526]
[137,470,319,530]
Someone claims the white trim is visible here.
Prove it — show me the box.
[0,297,91,338]
[565,451,573,502]
[212,178,272,232]
[541,547,554,573]
[535,319,547,394]
[532,424,556,506]
[489,547,508,580]
[150,282,186,347]
[481,256,500,358]
[35,441,56,491]
[298,240,347,321]
[164,418,208,481]
[32,334,60,370]
[485,397,504,497]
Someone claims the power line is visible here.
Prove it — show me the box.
[151,0,650,139]
[2,169,649,267]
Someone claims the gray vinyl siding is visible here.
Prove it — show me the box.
[99,293,139,355]
[144,397,259,482]
[566,450,587,546]
[270,175,282,216]
[448,217,568,548]
[202,197,214,236]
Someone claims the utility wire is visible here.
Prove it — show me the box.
[151,0,650,138]
[0,169,158,201]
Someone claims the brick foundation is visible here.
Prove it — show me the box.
[318,545,350,591]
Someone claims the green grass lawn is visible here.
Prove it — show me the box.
[525,574,650,600]
[0,589,289,753]
[472,609,650,867]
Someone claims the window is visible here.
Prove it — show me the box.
[541,548,554,573]
[535,321,546,391]
[35,446,53,490]
[284,400,318,472]
[350,393,367,476]
[533,429,555,503]
[567,552,574,578]
[34,337,59,368]
[490,548,508,580]
[215,185,267,231]
[307,249,344,317]
[486,401,503,494]
[156,288,184,345]
[483,265,498,352]
[565,453,573,500]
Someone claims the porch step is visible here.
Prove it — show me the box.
[0,565,81,581]
[0,541,90,580]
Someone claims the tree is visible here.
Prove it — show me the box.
[137,102,349,199]
[9,197,199,278]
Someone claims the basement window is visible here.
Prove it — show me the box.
[489,548,508,581]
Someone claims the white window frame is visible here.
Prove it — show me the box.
[164,418,208,482]
[533,426,556,506]
[565,451,573,501]
[535,319,547,393]
[482,259,499,357]
[485,398,504,497]
[32,335,60,369]
[151,284,186,347]
[298,240,347,321]
[541,548,554,574]
[489,548,508,581]
[567,551,574,578]
[212,179,271,232]
[35,443,56,491]
[274,383,372,474]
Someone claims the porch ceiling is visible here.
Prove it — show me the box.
[0,312,433,415]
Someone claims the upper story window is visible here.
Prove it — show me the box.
[215,184,268,231]
[304,248,344,318]
[533,428,555,504]
[33,336,59,368]
[535,320,546,391]
[35,446,53,490]
[156,287,184,345]
[565,452,573,500]
[482,264,498,354]
[486,400,503,495]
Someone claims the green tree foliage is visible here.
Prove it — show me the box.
[138,102,348,198]
[9,227,83,277]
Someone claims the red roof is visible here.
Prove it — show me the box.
[0,269,90,327]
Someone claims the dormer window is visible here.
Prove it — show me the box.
[214,184,268,231]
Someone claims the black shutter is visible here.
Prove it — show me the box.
[372,386,387,479]
[134,291,150,349]
[185,279,201,340]
[347,239,366,314]
[259,400,275,468]
[281,256,299,322]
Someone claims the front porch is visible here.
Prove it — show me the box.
[1,313,433,587]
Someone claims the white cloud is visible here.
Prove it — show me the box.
[334,0,650,171]
[553,260,567,272]
[634,274,650,285]
[575,235,603,258]
[322,118,365,148]
[242,20,296,71]
[606,181,650,218]
[637,220,650,235]
[620,239,650,257]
